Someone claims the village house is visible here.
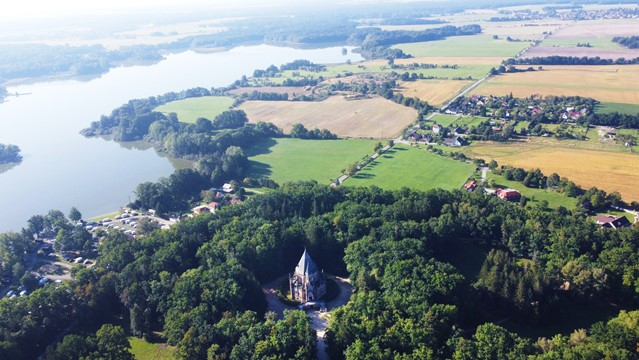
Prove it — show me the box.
[464,180,477,191]
[290,249,327,303]
[444,136,466,147]
[432,123,441,134]
[595,214,631,229]
[192,205,213,215]
[495,188,521,202]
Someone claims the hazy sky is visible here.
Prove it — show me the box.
[1,0,273,20]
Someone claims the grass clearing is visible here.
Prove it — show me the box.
[154,96,235,123]
[247,138,378,185]
[397,79,472,107]
[473,65,639,104]
[393,34,530,58]
[596,102,639,115]
[463,141,639,202]
[541,37,624,50]
[485,172,577,210]
[129,337,175,360]
[430,114,461,127]
[344,144,476,191]
[239,95,416,139]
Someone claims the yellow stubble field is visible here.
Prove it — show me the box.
[472,65,639,104]
[239,95,417,138]
[464,142,639,201]
[397,79,473,107]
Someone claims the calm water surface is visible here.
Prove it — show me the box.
[0,45,361,231]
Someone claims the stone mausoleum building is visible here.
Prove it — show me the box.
[290,249,326,303]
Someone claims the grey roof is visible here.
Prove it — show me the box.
[295,248,318,276]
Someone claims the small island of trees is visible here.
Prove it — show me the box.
[0,143,22,164]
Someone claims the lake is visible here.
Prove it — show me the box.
[0,45,362,232]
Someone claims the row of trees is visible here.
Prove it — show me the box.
[507,55,639,66]
[289,123,337,139]
[613,36,639,49]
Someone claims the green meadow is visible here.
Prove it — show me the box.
[541,37,625,50]
[247,138,378,185]
[595,102,639,115]
[154,96,235,123]
[485,172,577,210]
[393,34,530,58]
[430,114,487,128]
[344,144,475,191]
[129,337,175,360]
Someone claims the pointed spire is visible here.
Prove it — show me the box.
[295,248,318,276]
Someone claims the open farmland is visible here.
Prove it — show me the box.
[154,96,234,123]
[274,60,492,81]
[472,65,639,104]
[247,138,377,184]
[393,34,531,58]
[463,142,639,202]
[239,96,416,138]
[228,86,309,96]
[397,79,472,107]
[344,144,475,191]
[596,102,639,115]
[526,19,639,59]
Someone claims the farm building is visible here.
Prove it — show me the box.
[464,180,477,191]
[495,188,521,202]
[595,215,631,229]
[192,205,212,215]
[290,249,326,303]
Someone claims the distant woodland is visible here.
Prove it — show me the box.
[613,36,639,49]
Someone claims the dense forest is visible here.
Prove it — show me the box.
[2,183,639,359]
[613,36,639,49]
[0,143,22,164]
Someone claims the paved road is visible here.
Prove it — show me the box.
[262,275,352,360]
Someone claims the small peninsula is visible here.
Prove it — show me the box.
[0,143,23,164]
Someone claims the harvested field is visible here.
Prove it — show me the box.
[550,19,639,39]
[472,65,639,104]
[228,86,309,96]
[397,79,472,107]
[463,142,639,202]
[239,95,416,138]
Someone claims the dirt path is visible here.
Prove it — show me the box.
[262,275,352,360]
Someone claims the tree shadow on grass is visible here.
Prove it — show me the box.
[245,137,277,157]
[248,160,272,178]
[352,173,375,179]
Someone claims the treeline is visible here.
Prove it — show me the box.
[350,25,482,59]
[253,59,327,78]
[289,123,337,139]
[81,86,218,140]
[0,43,162,82]
[506,55,639,65]
[0,144,22,164]
[237,91,289,101]
[613,36,639,49]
